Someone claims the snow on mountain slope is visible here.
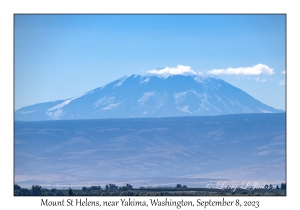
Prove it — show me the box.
[15,74,283,121]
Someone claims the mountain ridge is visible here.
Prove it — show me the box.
[15,74,283,121]
[14,113,286,187]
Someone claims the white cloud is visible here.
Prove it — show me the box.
[278,79,285,85]
[147,65,199,75]
[146,64,274,77]
[281,70,286,74]
[255,77,266,82]
[206,64,274,75]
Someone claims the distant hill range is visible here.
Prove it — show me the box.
[15,74,283,121]
[14,114,286,187]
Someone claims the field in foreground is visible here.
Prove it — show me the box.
[14,183,286,196]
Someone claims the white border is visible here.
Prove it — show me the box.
[1,1,297,209]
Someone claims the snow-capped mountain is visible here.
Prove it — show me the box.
[15,74,283,121]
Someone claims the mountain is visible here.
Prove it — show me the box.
[15,74,283,121]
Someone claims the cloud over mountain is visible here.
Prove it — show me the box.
[147,65,199,76]
[147,64,274,77]
[206,64,274,75]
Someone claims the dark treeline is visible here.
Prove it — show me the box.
[14,183,286,196]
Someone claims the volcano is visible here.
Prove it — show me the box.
[15,74,283,121]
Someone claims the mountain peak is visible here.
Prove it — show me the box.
[15,74,282,121]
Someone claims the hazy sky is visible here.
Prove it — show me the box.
[14,14,286,110]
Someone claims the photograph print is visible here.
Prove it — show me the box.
[14,14,286,196]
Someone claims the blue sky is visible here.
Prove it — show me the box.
[14,14,286,110]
